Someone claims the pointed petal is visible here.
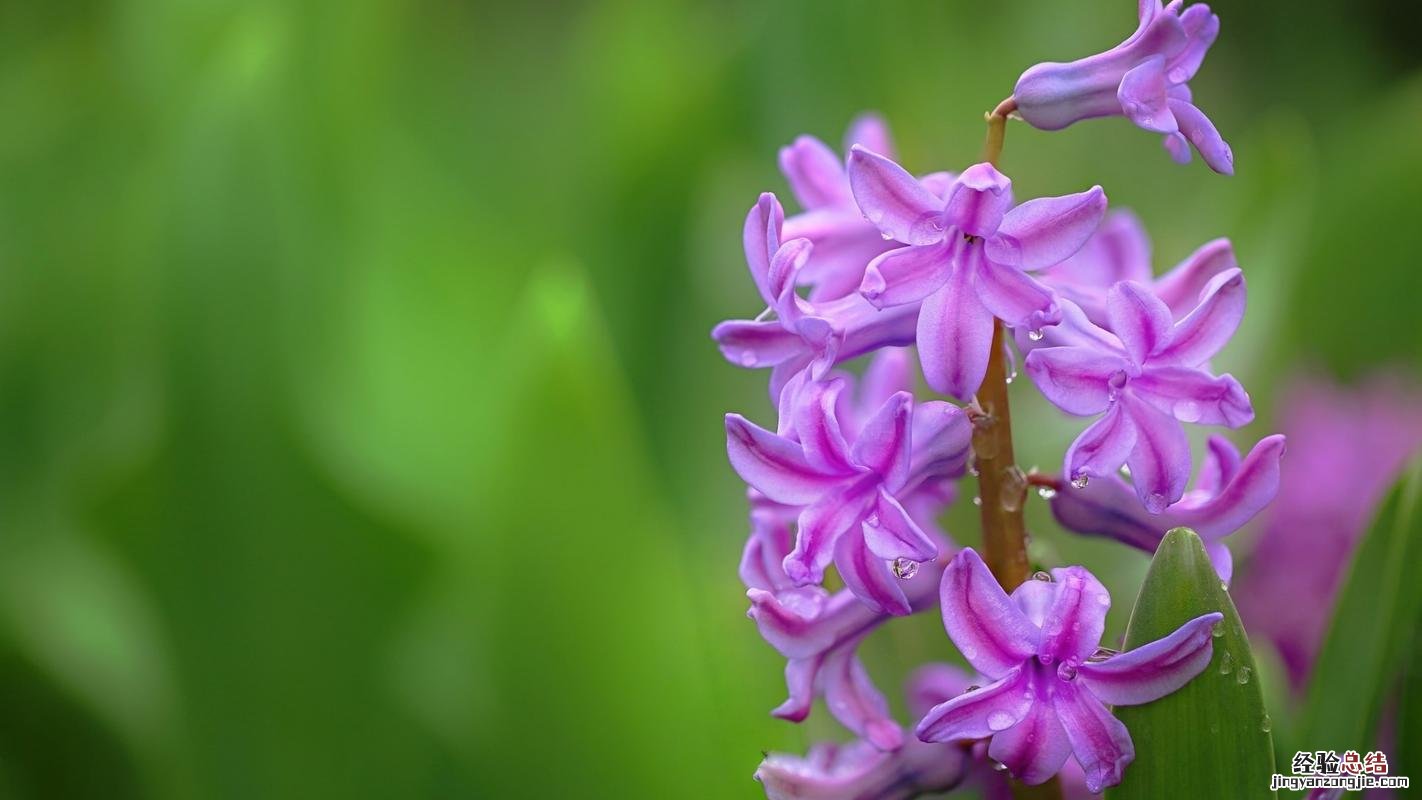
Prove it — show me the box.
[862,489,937,563]
[939,549,1040,676]
[1162,131,1192,164]
[858,347,914,418]
[1107,281,1174,364]
[988,685,1074,785]
[835,530,911,616]
[847,146,946,246]
[746,586,836,659]
[844,112,895,159]
[822,645,904,750]
[942,163,1014,238]
[1174,434,1286,540]
[1133,366,1254,427]
[849,391,913,486]
[772,656,817,722]
[1155,268,1245,366]
[1152,238,1236,319]
[860,243,952,308]
[988,185,1109,271]
[1118,55,1178,133]
[973,257,1063,332]
[793,378,859,474]
[1207,542,1234,585]
[906,401,972,488]
[1024,346,1131,416]
[726,414,845,504]
[1122,394,1192,512]
[1078,612,1221,705]
[712,319,805,369]
[907,663,976,717]
[1167,98,1233,175]
[1065,403,1139,483]
[918,267,993,401]
[1039,566,1112,663]
[1052,681,1134,793]
[740,512,794,592]
[1167,4,1220,84]
[915,666,1033,742]
[1195,434,1243,494]
[779,135,850,210]
[745,193,785,305]
[785,477,878,584]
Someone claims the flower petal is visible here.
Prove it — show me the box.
[726,414,846,504]
[973,253,1064,332]
[1167,97,1233,175]
[772,656,817,722]
[1040,566,1112,663]
[746,586,836,659]
[1078,612,1221,705]
[1122,393,1192,512]
[740,508,795,593]
[988,680,1073,785]
[835,529,911,616]
[862,488,937,563]
[1175,434,1286,540]
[1155,268,1245,366]
[844,112,896,158]
[822,644,904,750]
[859,242,952,309]
[1107,281,1174,364]
[1133,366,1254,427]
[779,135,850,210]
[907,663,976,717]
[1052,681,1134,793]
[1167,4,1220,85]
[712,319,806,369]
[857,347,915,420]
[1024,346,1131,416]
[793,378,859,475]
[942,163,1014,238]
[915,666,1033,742]
[987,186,1108,271]
[1117,55,1177,134]
[1195,434,1243,494]
[939,548,1040,676]
[849,391,913,485]
[1152,238,1236,319]
[1065,402,1139,482]
[905,401,972,489]
[745,193,785,306]
[847,146,946,246]
[785,476,879,584]
[917,266,994,401]
[1207,542,1234,585]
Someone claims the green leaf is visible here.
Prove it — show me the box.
[1297,459,1422,755]
[1109,528,1276,799]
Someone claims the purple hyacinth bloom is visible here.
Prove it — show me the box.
[726,375,971,611]
[1013,0,1233,174]
[712,192,919,402]
[847,147,1106,400]
[1038,208,1238,328]
[1233,374,1422,691]
[1023,272,1253,512]
[1050,433,1286,583]
[754,664,972,799]
[742,500,950,749]
[916,548,1222,792]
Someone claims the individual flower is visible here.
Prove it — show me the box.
[753,664,972,799]
[848,147,1106,399]
[1012,0,1233,174]
[1050,433,1287,582]
[1234,373,1422,691]
[712,193,918,402]
[777,114,956,301]
[726,374,971,612]
[742,503,949,749]
[1037,208,1238,328]
[1023,272,1253,512]
[916,549,1222,792]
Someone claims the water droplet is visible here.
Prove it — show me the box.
[1071,474,1090,489]
[880,230,895,240]
[739,352,758,367]
[963,684,980,694]
[1037,486,1058,500]
[1236,665,1252,685]
[1032,570,1052,582]
[891,557,919,580]
[1057,662,1079,681]
[992,760,1010,772]
[1005,373,1015,384]
[972,496,982,507]
[1220,580,1229,593]
[1028,329,1045,342]
[1174,400,1202,423]
[1087,647,1119,662]
[1219,651,1233,675]
[967,458,980,477]
[1211,621,1225,638]
[1096,592,1110,606]
[961,645,978,661]
[1119,464,1132,478]
[1260,714,1272,733]
[987,711,1015,731]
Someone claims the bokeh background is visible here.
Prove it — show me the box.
[0,1,1418,797]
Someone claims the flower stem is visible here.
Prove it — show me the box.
[975,100,1065,800]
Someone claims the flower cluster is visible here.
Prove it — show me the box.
[714,3,1281,796]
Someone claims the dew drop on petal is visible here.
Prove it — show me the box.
[992,760,1010,772]
[1037,485,1058,500]
[1119,464,1132,478]
[1219,651,1233,675]
[1174,399,1203,423]
[1212,621,1225,638]
[1236,665,1252,685]
[987,711,1016,732]
[1032,570,1052,582]
[1057,662,1078,681]
[1028,329,1045,342]
[739,352,758,367]
[1260,714,1272,733]
[891,557,919,580]
[1071,474,1090,489]
[880,230,895,240]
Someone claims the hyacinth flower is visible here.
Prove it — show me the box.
[742,501,949,749]
[1012,0,1232,174]
[1024,272,1253,511]
[848,146,1106,399]
[712,193,919,402]
[1049,433,1286,582]
[1037,208,1238,328]
[754,664,973,799]
[1233,374,1422,690]
[726,376,971,611]
[916,549,1222,792]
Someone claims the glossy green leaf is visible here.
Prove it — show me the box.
[1109,528,1276,799]
[1297,460,1422,755]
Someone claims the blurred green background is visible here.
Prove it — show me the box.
[0,1,1418,797]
